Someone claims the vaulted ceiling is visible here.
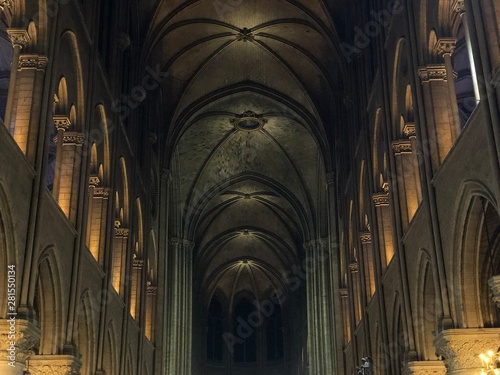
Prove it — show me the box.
[142,0,346,299]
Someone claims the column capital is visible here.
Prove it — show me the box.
[360,231,372,244]
[114,227,129,237]
[147,284,158,296]
[452,0,465,14]
[403,122,417,138]
[402,360,446,375]
[169,237,195,251]
[161,168,171,181]
[0,318,40,364]
[89,175,100,186]
[339,288,348,298]
[434,328,500,373]
[325,171,335,185]
[488,274,500,309]
[0,0,13,10]
[349,262,358,273]
[392,139,413,155]
[59,132,85,145]
[18,54,49,71]
[303,238,329,251]
[372,192,390,207]
[435,38,457,57]
[53,115,72,131]
[133,258,144,269]
[7,29,30,48]
[28,354,82,375]
[418,64,449,82]
[116,32,131,51]
[94,187,110,198]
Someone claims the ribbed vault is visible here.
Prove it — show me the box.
[143,1,345,373]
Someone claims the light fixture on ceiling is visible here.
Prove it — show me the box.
[231,111,266,132]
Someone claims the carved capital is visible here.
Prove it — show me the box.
[452,0,465,14]
[0,0,13,10]
[18,54,49,71]
[372,192,390,207]
[435,38,457,56]
[114,227,129,237]
[53,115,71,131]
[60,132,85,145]
[418,65,448,82]
[94,187,110,198]
[326,171,335,185]
[403,122,417,138]
[116,32,131,51]
[147,285,158,296]
[133,258,144,269]
[0,318,40,364]
[169,238,194,251]
[402,361,446,375]
[160,168,171,181]
[339,288,348,298]
[360,231,372,244]
[7,29,30,48]
[28,354,82,375]
[89,175,100,186]
[434,328,500,373]
[392,139,413,155]
[349,262,358,273]
[488,274,500,309]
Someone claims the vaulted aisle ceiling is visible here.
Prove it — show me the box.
[142,0,345,300]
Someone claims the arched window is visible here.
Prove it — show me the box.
[233,299,257,362]
[206,297,223,361]
[266,304,284,361]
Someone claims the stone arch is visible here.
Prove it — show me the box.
[416,249,440,360]
[391,293,407,375]
[452,180,500,328]
[0,180,16,318]
[103,321,118,375]
[34,246,64,355]
[75,289,96,375]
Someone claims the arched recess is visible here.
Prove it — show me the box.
[453,183,500,328]
[86,106,111,264]
[391,38,422,228]
[0,181,16,318]
[416,250,440,360]
[145,229,158,342]
[103,321,118,375]
[75,290,96,375]
[111,157,130,297]
[34,246,64,355]
[130,197,144,320]
[391,294,407,375]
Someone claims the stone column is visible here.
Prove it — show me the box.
[130,257,144,320]
[488,274,500,308]
[305,238,336,374]
[372,188,394,271]
[51,116,71,203]
[402,360,446,375]
[28,355,81,375]
[434,328,500,374]
[112,227,129,296]
[145,283,157,341]
[339,288,351,345]
[436,38,461,139]
[417,65,456,171]
[15,54,48,157]
[166,238,194,375]
[0,318,40,375]
[4,29,29,131]
[360,231,375,301]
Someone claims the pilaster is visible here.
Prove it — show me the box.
[28,355,82,375]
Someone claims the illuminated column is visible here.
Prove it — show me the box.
[0,319,40,375]
[359,231,375,301]
[86,178,110,264]
[392,139,419,229]
[57,131,85,224]
[434,328,500,374]
[130,257,143,320]
[14,55,48,156]
[402,361,446,375]
[436,38,461,139]
[418,65,455,171]
[372,188,394,270]
[4,29,29,131]
[145,283,157,341]
[339,288,351,345]
[51,116,71,204]
[166,238,194,375]
[453,0,480,102]
[403,123,422,203]
[349,262,362,324]
[112,227,129,296]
